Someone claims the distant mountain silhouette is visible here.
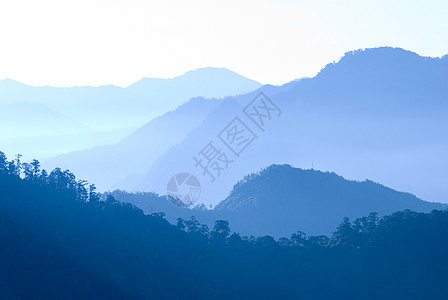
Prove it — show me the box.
[133,47,448,204]
[43,97,221,190]
[0,102,93,139]
[0,68,261,130]
[0,68,261,158]
[0,102,101,159]
[42,47,448,203]
[115,164,446,237]
[128,67,262,100]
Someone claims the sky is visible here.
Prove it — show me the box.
[0,0,447,87]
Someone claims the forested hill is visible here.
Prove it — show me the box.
[113,165,446,237]
[215,165,446,236]
[1,153,448,299]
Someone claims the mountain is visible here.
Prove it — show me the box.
[3,160,448,299]
[213,165,446,236]
[0,102,101,159]
[0,68,262,131]
[128,67,262,101]
[43,97,222,190]
[133,47,448,204]
[41,47,448,203]
[0,102,93,139]
[114,165,446,237]
[1,68,261,159]
[1,128,135,161]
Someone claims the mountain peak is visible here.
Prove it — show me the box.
[0,78,30,88]
[317,47,448,78]
[178,67,243,78]
[212,164,445,236]
[130,67,261,87]
[127,67,262,99]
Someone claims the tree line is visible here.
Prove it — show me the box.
[1,151,448,299]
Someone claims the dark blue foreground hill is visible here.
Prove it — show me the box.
[2,154,448,299]
[214,165,446,236]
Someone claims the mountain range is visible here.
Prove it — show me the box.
[0,68,261,130]
[0,68,262,159]
[138,47,448,204]
[46,47,448,205]
[2,162,448,299]
[113,164,446,237]
[44,97,221,190]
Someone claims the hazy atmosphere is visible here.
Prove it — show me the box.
[1,0,447,299]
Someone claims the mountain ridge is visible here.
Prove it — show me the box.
[0,67,261,90]
[135,47,448,204]
[114,164,446,237]
[1,67,262,159]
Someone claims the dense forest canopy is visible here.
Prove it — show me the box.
[1,151,448,299]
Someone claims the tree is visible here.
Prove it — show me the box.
[306,235,330,247]
[213,220,231,237]
[30,159,41,179]
[291,231,307,246]
[88,184,101,203]
[39,169,48,184]
[176,218,185,231]
[254,236,278,247]
[199,224,209,235]
[0,151,7,173]
[7,154,23,177]
[106,194,118,203]
[227,232,242,245]
[14,154,23,176]
[277,237,292,247]
[184,216,200,233]
[76,180,89,202]
[211,220,231,242]
[22,159,41,181]
[331,217,356,247]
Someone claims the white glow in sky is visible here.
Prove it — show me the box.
[0,0,447,87]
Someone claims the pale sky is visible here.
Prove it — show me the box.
[0,0,447,87]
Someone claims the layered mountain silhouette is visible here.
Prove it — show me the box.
[134,47,448,204]
[0,102,101,159]
[44,98,221,190]
[43,47,448,204]
[0,68,261,130]
[0,68,261,159]
[114,165,446,237]
[0,102,93,139]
